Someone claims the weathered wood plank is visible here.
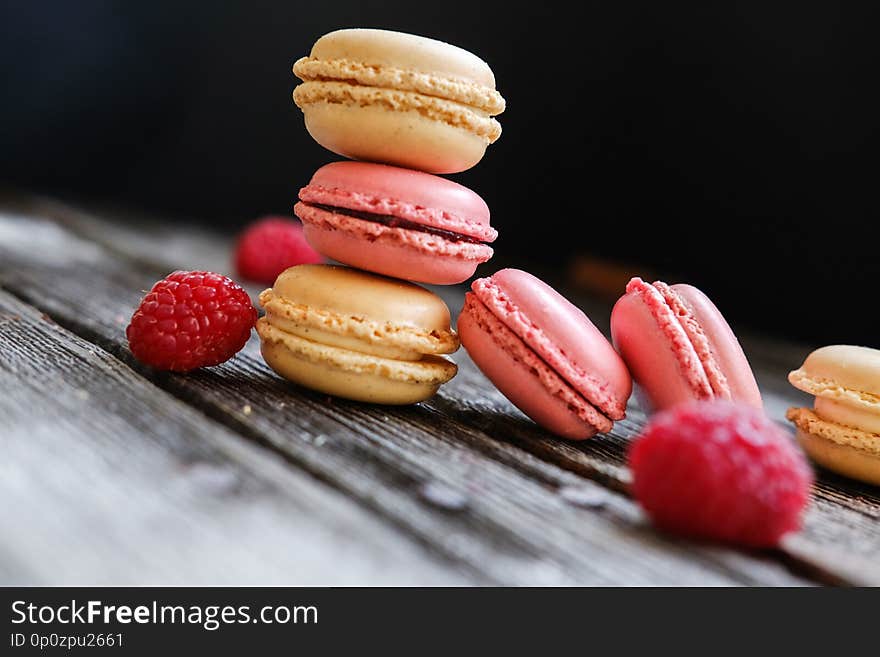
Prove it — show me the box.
[0,290,467,585]
[57,204,880,584]
[0,201,821,585]
[442,353,880,583]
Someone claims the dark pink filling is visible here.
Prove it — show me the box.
[308,203,484,244]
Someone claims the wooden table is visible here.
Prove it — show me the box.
[1,195,878,586]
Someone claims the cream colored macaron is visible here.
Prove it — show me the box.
[257,264,459,404]
[292,28,505,174]
[787,345,880,485]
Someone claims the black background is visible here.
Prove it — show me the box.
[2,1,877,344]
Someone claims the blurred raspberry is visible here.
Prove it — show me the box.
[628,401,812,547]
[126,271,256,372]
[234,216,322,285]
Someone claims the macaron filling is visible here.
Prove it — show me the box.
[295,188,496,266]
[257,318,457,384]
[274,319,422,361]
[298,176,497,243]
[307,203,484,244]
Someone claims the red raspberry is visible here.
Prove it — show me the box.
[234,216,322,285]
[126,271,257,372]
[628,401,812,547]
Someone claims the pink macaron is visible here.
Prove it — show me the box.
[610,277,762,412]
[294,161,496,285]
[458,269,632,440]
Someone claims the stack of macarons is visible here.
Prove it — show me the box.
[257,28,506,404]
[254,27,766,446]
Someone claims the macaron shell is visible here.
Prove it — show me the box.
[300,161,494,240]
[459,295,608,439]
[297,93,492,174]
[790,345,880,400]
[472,269,631,419]
[788,369,880,412]
[269,264,454,334]
[671,284,762,408]
[796,429,880,486]
[298,211,488,285]
[611,291,709,411]
[306,28,497,90]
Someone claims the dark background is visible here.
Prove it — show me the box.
[1,1,877,345]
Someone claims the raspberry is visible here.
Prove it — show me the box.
[234,216,322,285]
[628,401,812,547]
[126,271,257,372]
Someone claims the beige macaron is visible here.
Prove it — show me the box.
[256,264,459,404]
[292,28,505,174]
[787,345,880,486]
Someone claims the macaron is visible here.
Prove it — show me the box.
[458,269,632,439]
[610,277,762,412]
[292,28,505,174]
[787,345,880,486]
[295,161,496,285]
[256,264,459,404]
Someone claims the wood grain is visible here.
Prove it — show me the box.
[0,290,467,585]
[2,197,876,585]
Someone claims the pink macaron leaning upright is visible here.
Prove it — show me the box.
[610,277,762,412]
[458,269,632,439]
[295,161,497,285]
